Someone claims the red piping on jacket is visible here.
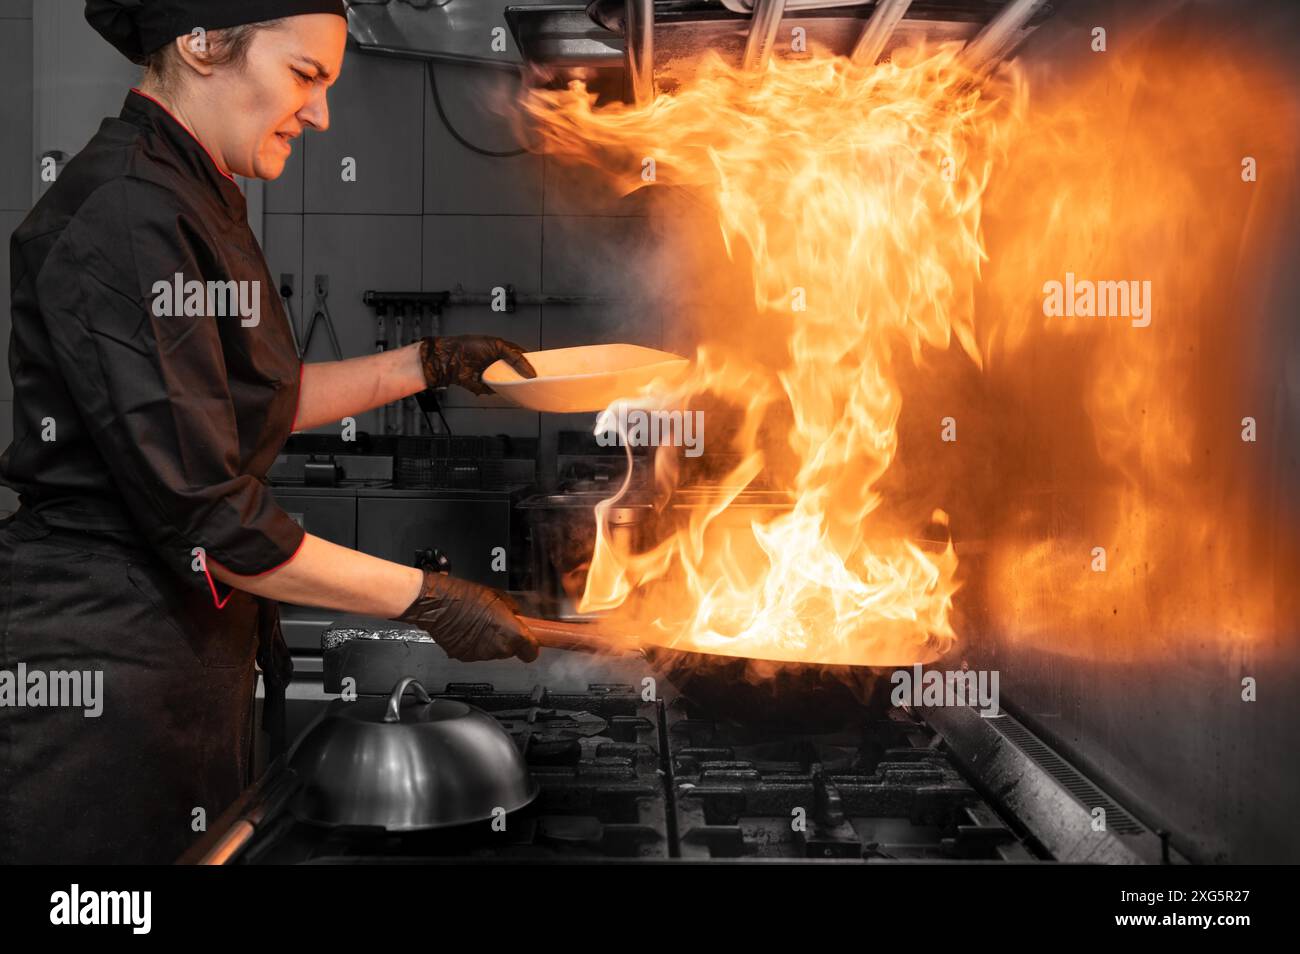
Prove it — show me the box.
[129,87,239,185]
[202,533,307,610]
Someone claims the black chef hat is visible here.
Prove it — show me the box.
[85,0,348,65]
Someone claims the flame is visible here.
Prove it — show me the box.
[521,22,1297,671]
[525,45,1021,666]
[973,29,1298,660]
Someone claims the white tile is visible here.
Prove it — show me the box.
[423,214,542,293]
[302,214,423,435]
[424,62,543,216]
[304,55,425,215]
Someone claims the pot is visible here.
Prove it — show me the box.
[519,492,654,620]
[519,487,791,621]
[288,677,538,831]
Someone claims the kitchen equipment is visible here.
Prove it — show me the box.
[518,491,656,619]
[518,484,790,619]
[188,676,1095,863]
[278,273,300,354]
[346,0,539,69]
[301,274,343,361]
[483,344,690,412]
[288,676,538,831]
[303,455,343,487]
[518,483,949,728]
[521,614,642,653]
[363,285,621,427]
[524,611,947,731]
[507,1,1056,97]
[194,760,302,865]
[741,0,787,72]
[640,642,933,731]
[322,623,463,696]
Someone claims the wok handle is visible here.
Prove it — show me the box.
[519,616,639,655]
[385,677,433,722]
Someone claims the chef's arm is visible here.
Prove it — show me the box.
[293,343,425,433]
[209,534,424,617]
[293,335,536,432]
[207,534,539,661]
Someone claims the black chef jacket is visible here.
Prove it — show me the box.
[2,88,305,593]
[0,89,306,863]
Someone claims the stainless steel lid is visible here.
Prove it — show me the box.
[288,677,539,831]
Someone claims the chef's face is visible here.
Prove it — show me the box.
[202,15,347,180]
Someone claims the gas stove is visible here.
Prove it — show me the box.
[187,680,1044,863]
[667,705,1033,861]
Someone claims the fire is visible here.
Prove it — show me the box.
[524,44,1022,666]
[522,22,1297,670]
[973,32,1297,660]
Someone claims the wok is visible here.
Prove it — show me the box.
[522,616,947,733]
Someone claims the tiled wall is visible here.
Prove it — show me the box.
[0,0,32,513]
[264,53,668,485]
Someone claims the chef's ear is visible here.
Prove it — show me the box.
[173,28,218,77]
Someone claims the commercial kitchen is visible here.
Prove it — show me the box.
[0,0,1297,890]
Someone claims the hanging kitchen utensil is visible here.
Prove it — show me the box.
[301,274,344,361]
[288,677,538,831]
[278,272,301,354]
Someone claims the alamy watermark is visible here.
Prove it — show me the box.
[151,273,261,327]
[1042,272,1151,328]
[890,664,1000,717]
[595,405,705,458]
[50,884,150,934]
[0,663,103,717]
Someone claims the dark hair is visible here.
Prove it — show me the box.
[142,19,285,93]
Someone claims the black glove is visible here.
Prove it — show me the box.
[396,568,540,662]
[418,335,536,396]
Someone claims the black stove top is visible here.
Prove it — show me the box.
[668,707,1033,861]
[202,683,1042,864]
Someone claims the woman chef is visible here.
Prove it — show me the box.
[0,0,540,864]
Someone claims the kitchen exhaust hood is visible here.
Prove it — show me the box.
[344,0,556,68]
[505,0,1057,100]
[344,2,1055,89]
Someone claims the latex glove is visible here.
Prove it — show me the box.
[418,335,536,396]
[395,569,540,662]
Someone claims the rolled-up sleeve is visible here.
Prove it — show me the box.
[35,179,304,587]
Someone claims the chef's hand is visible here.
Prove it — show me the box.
[418,335,536,396]
[395,568,540,662]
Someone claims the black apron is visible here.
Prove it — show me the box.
[0,505,293,864]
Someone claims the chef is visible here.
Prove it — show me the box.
[0,0,540,864]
